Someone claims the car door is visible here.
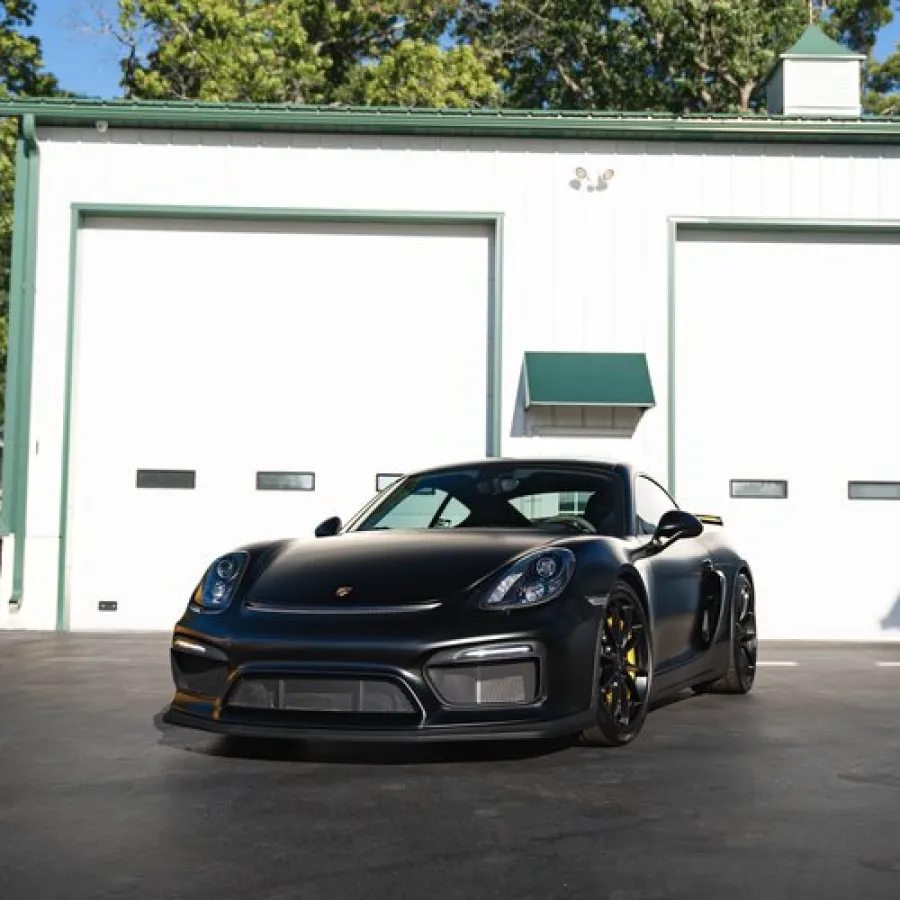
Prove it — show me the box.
[633,475,710,672]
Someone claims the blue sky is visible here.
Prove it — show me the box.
[31,0,123,97]
[29,0,900,100]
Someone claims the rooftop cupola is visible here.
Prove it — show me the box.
[765,24,865,117]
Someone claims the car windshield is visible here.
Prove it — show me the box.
[352,464,625,536]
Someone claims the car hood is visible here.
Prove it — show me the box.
[246,530,562,606]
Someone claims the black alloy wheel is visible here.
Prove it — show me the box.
[578,580,653,747]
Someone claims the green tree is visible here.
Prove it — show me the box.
[337,40,500,107]
[822,0,897,114]
[1,1,59,425]
[118,0,498,106]
[866,49,900,113]
[460,1,896,113]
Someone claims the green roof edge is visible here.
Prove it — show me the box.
[0,98,897,144]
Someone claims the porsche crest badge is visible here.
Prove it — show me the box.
[334,586,354,598]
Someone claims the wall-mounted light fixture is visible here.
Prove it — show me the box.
[571,166,615,192]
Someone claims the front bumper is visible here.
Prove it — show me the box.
[164,597,601,743]
[163,705,596,743]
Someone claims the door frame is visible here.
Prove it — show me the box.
[57,204,505,629]
[667,216,900,497]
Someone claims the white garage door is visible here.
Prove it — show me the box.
[66,217,493,630]
[675,229,900,641]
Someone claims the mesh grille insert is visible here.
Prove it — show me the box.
[428,661,538,706]
[228,676,416,714]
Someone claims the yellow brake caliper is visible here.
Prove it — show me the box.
[606,614,635,704]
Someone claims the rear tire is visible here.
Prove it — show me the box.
[578,580,653,747]
[695,571,756,695]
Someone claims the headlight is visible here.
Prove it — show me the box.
[191,551,249,612]
[478,548,575,611]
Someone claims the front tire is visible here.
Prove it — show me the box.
[578,580,653,747]
[696,570,757,695]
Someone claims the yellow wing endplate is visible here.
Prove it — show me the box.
[696,514,724,526]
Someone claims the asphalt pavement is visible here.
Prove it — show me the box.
[1,633,899,900]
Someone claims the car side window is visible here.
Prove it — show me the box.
[635,476,678,535]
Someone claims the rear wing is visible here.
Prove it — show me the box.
[696,514,724,526]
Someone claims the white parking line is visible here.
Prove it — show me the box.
[758,661,799,667]
[875,661,900,668]
[41,656,136,664]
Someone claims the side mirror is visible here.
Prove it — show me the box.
[653,509,703,544]
[314,516,342,538]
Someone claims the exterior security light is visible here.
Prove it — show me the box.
[572,166,615,192]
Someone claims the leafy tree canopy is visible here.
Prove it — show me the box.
[115,1,899,113]
[459,0,897,113]
[118,0,499,106]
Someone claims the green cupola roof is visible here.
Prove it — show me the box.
[783,24,859,58]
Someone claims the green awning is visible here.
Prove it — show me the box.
[523,352,655,409]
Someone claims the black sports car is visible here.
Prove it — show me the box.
[165,458,757,747]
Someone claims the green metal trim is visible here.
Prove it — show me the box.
[666,215,900,498]
[57,203,504,626]
[4,115,40,607]
[488,215,503,457]
[666,219,677,495]
[56,207,81,631]
[1,98,899,144]
[73,204,499,225]
[1,133,29,536]
[670,216,900,234]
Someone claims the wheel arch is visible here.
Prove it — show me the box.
[615,565,650,617]
[732,561,755,620]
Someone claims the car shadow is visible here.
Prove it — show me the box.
[648,689,696,713]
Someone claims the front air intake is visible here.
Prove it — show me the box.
[171,651,230,697]
[427,661,539,707]
[227,676,416,714]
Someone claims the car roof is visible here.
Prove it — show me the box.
[406,457,636,478]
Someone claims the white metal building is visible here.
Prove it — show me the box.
[1,26,899,640]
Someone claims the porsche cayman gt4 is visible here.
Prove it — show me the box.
[165,459,757,747]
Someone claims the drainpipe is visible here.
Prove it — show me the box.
[4,114,39,609]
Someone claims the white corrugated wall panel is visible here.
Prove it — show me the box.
[2,125,899,630]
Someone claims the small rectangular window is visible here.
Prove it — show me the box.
[729,479,788,499]
[848,481,900,500]
[376,473,403,492]
[256,471,315,491]
[136,469,196,489]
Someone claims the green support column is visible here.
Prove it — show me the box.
[3,114,39,608]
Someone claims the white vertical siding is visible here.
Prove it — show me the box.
[2,124,900,630]
[783,58,863,117]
